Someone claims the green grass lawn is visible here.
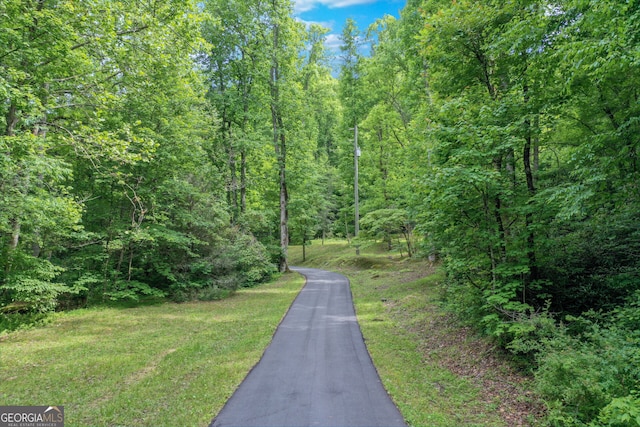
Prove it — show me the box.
[289,239,541,427]
[0,273,304,427]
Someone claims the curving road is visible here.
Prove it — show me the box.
[209,267,407,427]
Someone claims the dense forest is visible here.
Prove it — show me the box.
[2,0,639,425]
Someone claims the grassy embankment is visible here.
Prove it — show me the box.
[0,274,305,427]
[289,239,543,427]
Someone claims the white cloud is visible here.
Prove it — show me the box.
[324,34,342,50]
[295,16,335,31]
[294,0,318,13]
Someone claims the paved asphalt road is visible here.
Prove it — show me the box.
[209,267,407,427]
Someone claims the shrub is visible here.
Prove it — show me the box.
[597,394,640,427]
[167,228,276,302]
[1,253,74,313]
[534,298,640,426]
[105,280,166,302]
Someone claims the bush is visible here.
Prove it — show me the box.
[498,308,559,367]
[210,229,276,289]
[170,283,231,303]
[1,253,74,313]
[0,312,51,333]
[597,394,640,427]
[167,228,276,302]
[534,298,640,426]
[105,280,166,302]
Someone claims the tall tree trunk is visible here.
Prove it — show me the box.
[239,51,252,216]
[523,85,538,285]
[9,219,21,252]
[270,20,289,273]
[533,114,540,178]
[277,133,289,273]
[240,149,247,214]
[523,141,538,284]
[227,124,239,222]
[302,235,307,262]
[128,244,135,282]
[492,157,507,263]
[5,102,19,136]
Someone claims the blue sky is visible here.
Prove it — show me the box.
[293,0,406,53]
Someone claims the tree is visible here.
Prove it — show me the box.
[0,0,276,311]
[201,0,270,222]
[408,1,559,329]
[360,208,414,256]
[298,24,341,244]
[0,0,175,310]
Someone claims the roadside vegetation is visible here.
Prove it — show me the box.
[0,273,304,427]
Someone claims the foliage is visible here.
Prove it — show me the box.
[0,0,279,325]
[534,298,640,427]
[356,0,640,425]
[359,208,414,256]
[1,240,72,311]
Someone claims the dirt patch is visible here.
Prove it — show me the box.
[124,348,177,386]
[347,256,392,270]
[422,313,544,426]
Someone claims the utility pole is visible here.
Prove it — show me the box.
[354,124,360,255]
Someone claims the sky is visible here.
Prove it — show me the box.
[293,0,407,53]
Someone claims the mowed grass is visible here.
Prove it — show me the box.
[0,273,305,427]
[290,240,537,427]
